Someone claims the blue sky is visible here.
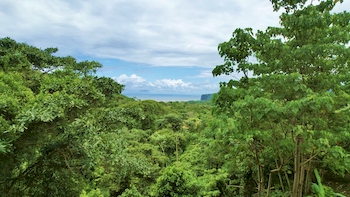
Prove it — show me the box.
[1,0,349,96]
[75,56,225,95]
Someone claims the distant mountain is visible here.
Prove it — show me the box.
[200,94,214,101]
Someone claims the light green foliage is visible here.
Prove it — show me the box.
[0,37,216,197]
[312,169,326,197]
[0,37,208,197]
[2,3,350,194]
[0,37,131,197]
[152,165,200,197]
[197,169,237,197]
[311,169,346,197]
[179,144,206,174]
[212,0,350,196]
[119,185,143,197]
[126,128,169,167]
[80,188,107,197]
[150,128,186,156]
[0,72,33,153]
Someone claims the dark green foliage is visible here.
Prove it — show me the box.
[92,76,125,97]
[157,114,183,131]
[118,100,167,130]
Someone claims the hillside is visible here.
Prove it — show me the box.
[200,93,215,101]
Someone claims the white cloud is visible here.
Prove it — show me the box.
[153,79,191,89]
[192,70,213,78]
[113,74,146,88]
[0,0,287,67]
[113,73,219,94]
[2,0,348,69]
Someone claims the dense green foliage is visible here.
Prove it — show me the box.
[0,37,218,196]
[212,0,350,196]
[1,0,350,196]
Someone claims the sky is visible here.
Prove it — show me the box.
[1,0,349,97]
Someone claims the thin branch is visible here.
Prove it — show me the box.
[267,173,273,197]
[276,159,285,192]
[58,150,74,174]
[302,151,320,165]
[227,185,244,188]
[229,74,240,80]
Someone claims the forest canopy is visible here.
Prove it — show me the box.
[1,0,350,196]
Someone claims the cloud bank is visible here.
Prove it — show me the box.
[0,0,287,67]
[2,0,348,95]
[113,74,219,94]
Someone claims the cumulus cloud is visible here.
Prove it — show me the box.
[114,74,146,84]
[113,74,219,94]
[153,79,191,89]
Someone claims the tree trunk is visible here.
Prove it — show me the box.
[254,140,264,196]
[303,151,315,195]
[292,136,305,197]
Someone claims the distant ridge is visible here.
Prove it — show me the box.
[200,94,214,101]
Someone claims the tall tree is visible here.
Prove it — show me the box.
[0,38,139,196]
[212,0,350,196]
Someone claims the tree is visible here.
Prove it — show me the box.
[92,76,125,97]
[152,165,200,197]
[212,0,350,196]
[0,37,136,196]
[119,185,143,197]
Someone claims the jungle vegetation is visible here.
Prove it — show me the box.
[1,0,350,196]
